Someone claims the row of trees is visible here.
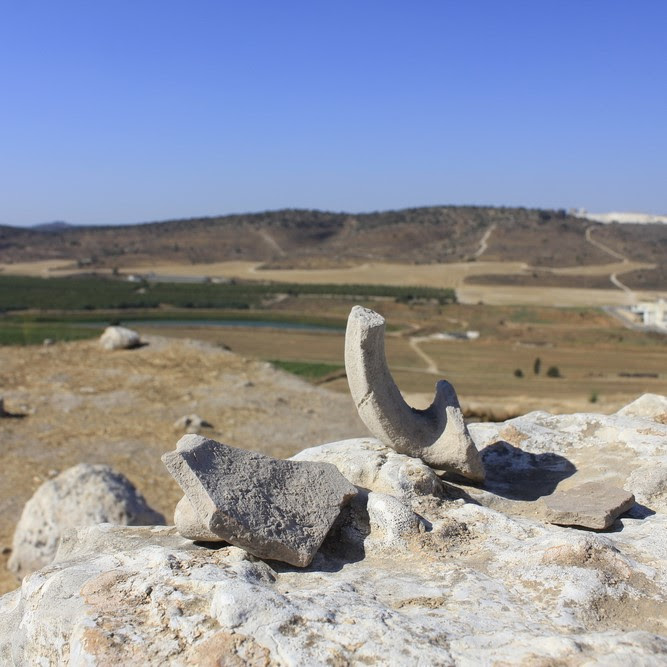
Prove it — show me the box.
[514,357,561,378]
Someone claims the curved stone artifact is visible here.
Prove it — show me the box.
[345,306,485,481]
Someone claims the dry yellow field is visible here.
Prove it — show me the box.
[133,321,667,417]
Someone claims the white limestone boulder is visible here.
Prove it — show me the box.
[99,325,142,351]
[616,393,667,422]
[8,464,165,578]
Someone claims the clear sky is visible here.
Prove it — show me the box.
[1,1,665,226]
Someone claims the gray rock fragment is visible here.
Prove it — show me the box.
[8,464,165,578]
[162,435,358,566]
[344,305,485,481]
[99,325,142,350]
[545,482,635,529]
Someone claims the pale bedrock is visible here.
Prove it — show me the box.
[8,464,165,578]
[2,507,666,665]
[464,397,667,519]
[162,435,358,566]
[616,393,667,422]
[344,305,485,481]
[99,325,142,351]
[291,437,443,500]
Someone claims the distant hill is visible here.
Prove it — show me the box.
[0,206,665,289]
[31,221,74,232]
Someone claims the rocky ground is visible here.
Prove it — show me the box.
[1,334,666,665]
[0,336,365,594]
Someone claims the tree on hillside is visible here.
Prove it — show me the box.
[533,357,541,375]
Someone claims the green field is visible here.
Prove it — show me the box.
[0,274,456,312]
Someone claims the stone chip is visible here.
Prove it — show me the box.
[544,482,635,529]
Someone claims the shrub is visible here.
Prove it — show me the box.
[546,366,561,378]
[533,357,541,375]
[514,369,524,378]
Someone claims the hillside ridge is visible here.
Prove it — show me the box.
[1,206,665,288]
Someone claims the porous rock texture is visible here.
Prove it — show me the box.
[163,435,358,566]
[1,397,666,665]
[8,464,165,579]
[291,437,443,500]
[99,325,142,351]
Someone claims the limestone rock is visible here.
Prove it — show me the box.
[1,502,665,665]
[344,305,484,481]
[545,482,635,529]
[464,397,667,518]
[174,495,224,542]
[99,325,142,351]
[617,393,667,423]
[290,437,443,500]
[626,463,667,512]
[8,464,165,578]
[364,492,424,553]
[173,413,213,433]
[3,397,666,664]
[162,435,357,566]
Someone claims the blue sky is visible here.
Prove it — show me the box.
[1,1,665,226]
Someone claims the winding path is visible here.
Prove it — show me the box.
[408,337,440,375]
[473,223,496,259]
[584,226,635,300]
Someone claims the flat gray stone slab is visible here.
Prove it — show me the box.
[162,435,357,566]
[545,482,635,529]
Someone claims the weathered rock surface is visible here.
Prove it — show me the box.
[544,482,635,529]
[464,398,667,516]
[345,305,485,481]
[291,437,443,500]
[99,325,142,350]
[162,435,358,566]
[173,495,225,542]
[617,392,667,422]
[8,464,165,578]
[172,413,213,433]
[2,397,666,664]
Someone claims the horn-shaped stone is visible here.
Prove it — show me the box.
[345,306,485,482]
